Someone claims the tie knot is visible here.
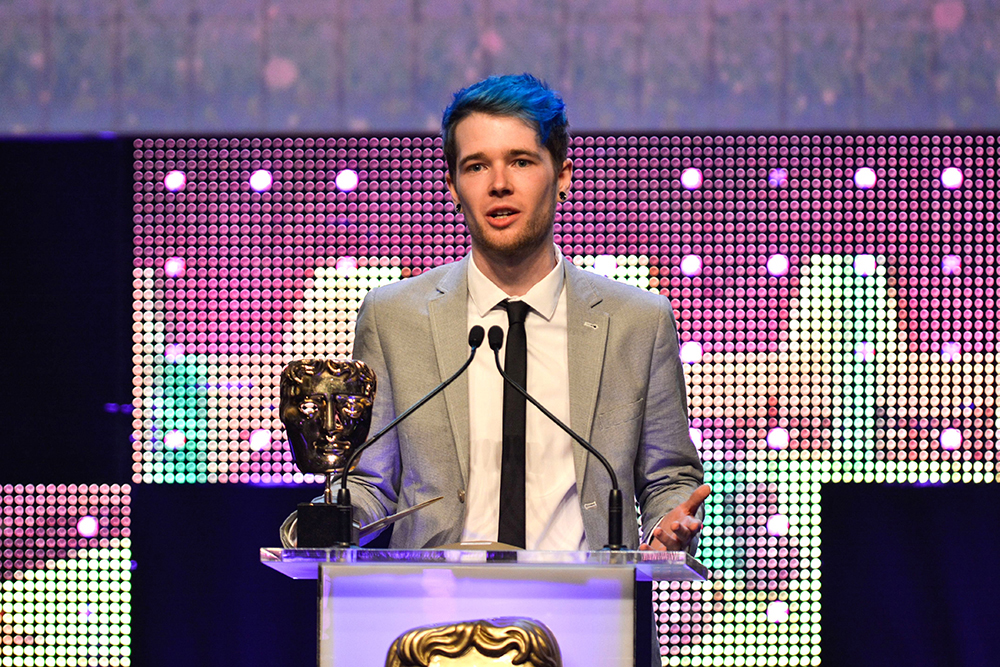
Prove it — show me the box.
[504,300,531,326]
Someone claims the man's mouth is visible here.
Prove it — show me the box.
[487,207,519,221]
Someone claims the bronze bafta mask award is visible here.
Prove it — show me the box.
[385,618,562,667]
[280,359,376,547]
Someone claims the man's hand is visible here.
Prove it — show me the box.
[640,484,711,552]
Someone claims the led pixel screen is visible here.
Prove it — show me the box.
[1,484,132,667]
[131,133,996,665]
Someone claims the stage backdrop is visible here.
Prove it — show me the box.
[123,131,996,666]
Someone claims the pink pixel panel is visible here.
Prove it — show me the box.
[131,133,996,665]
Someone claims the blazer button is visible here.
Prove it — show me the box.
[457,489,466,503]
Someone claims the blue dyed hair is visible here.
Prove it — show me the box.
[441,73,569,176]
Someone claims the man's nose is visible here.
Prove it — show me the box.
[489,167,512,196]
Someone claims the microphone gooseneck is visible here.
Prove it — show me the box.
[486,326,625,550]
[330,325,486,547]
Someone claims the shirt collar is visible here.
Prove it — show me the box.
[467,250,565,321]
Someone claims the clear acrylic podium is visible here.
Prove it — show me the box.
[262,548,708,667]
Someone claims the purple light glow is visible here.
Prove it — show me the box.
[941,341,962,362]
[335,169,359,192]
[164,429,186,450]
[767,254,789,276]
[680,254,702,276]
[164,170,186,191]
[593,254,617,277]
[76,516,100,537]
[853,254,877,276]
[680,168,703,190]
[940,428,962,450]
[855,341,876,361]
[336,256,358,276]
[164,257,186,277]
[249,429,271,451]
[249,169,273,192]
[767,514,790,537]
[679,341,703,364]
[941,166,963,189]
[689,428,703,450]
[164,343,185,363]
[768,168,788,187]
[767,427,789,450]
[767,601,790,623]
[942,255,962,275]
[854,167,877,189]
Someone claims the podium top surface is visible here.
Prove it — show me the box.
[260,547,709,581]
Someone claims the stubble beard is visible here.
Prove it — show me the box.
[467,196,557,264]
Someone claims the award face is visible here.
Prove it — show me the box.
[385,618,561,667]
[279,359,377,475]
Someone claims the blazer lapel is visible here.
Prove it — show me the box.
[427,256,472,486]
[564,262,609,489]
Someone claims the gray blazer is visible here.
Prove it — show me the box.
[348,254,703,550]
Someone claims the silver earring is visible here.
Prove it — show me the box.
[558,191,568,202]
[455,203,462,213]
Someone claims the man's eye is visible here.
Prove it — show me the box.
[467,163,484,173]
[514,159,530,167]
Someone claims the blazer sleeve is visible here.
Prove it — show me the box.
[634,295,705,550]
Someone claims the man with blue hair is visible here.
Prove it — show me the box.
[345,73,709,553]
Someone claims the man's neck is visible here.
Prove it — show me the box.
[471,242,558,297]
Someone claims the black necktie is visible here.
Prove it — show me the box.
[498,300,529,548]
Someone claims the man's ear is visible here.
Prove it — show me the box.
[557,158,574,195]
[446,170,461,210]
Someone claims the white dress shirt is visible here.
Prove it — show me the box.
[460,253,587,550]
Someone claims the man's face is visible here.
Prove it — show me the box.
[446,113,572,262]
[279,360,375,475]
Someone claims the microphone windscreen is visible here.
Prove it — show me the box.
[468,325,485,349]
[487,326,504,351]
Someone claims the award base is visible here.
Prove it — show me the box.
[297,501,354,548]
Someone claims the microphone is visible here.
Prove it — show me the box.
[469,324,486,349]
[487,325,503,351]
[487,326,625,550]
[328,325,486,547]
